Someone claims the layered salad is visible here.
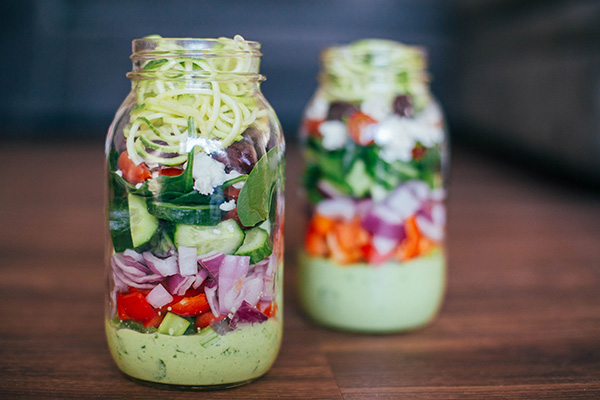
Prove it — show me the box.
[299,40,447,332]
[105,36,284,386]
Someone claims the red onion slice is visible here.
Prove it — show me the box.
[241,274,263,307]
[165,274,195,296]
[146,284,173,309]
[229,301,268,330]
[178,246,198,276]
[204,278,220,317]
[142,252,178,277]
[316,197,356,221]
[192,269,208,289]
[218,255,250,314]
[199,251,226,278]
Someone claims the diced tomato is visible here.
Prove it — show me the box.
[143,313,164,328]
[116,293,130,320]
[303,119,323,137]
[411,145,427,161]
[195,312,227,329]
[118,151,152,184]
[346,112,376,146]
[118,292,157,323]
[158,167,183,177]
[171,293,210,317]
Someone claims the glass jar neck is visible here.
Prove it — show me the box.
[319,39,430,102]
[127,36,265,85]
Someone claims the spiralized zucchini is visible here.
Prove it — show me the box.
[126,35,266,166]
[320,39,430,111]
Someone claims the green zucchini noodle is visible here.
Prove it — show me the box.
[321,39,431,110]
[125,35,266,166]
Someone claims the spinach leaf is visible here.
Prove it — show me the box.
[237,146,282,227]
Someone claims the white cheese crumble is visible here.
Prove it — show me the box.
[192,152,241,195]
[372,115,416,163]
[219,199,237,212]
[318,120,347,150]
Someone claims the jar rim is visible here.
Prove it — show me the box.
[131,36,263,59]
[321,39,427,72]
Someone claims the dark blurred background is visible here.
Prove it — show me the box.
[1,0,599,186]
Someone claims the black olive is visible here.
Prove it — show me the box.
[326,101,359,121]
[393,95,413,117]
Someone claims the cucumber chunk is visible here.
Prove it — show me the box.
[234,227,273,264]
[175,219,244,255]
[148,201,224,226]
[128,194,159,248]
[157,312,190,336]
[109,201,133,252]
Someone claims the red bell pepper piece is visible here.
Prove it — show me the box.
[195,312,227,329]
[118,292,157,323]
[171,293,210,317]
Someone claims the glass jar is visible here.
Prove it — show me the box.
[298,39,448,333]
[104,35,285,389]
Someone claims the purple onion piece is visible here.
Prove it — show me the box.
[316,197,356,221]
[218,255,250,314]
[204,278,220,317]
[192,269,209,290]
[241,274,263,307]
[229,301,268,330]
[143,252,178,277]
[361,211,406,239]
[178,246,198,276]
[146,284,173,309]
[165,274,195,296]
[199,251,226,278]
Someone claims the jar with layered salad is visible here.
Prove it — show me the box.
[299,39,448,333]
[104,35,284,389]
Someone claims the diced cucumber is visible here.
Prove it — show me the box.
[174,219,244,255]
[148,201,224,225]
[157,312,190,336]
[128,194,159,248]
[347,159,373,197]
[234,227,273,264]
[108,200,133,252]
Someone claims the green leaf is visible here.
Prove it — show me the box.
[237,146,282,227]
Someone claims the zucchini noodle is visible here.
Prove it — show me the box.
[125,35,264,166]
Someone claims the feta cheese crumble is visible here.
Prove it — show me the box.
[219,199,236,212]
[318,120,347,150]
[192,152,241,195]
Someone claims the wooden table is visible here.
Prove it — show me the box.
[1,141,599,399]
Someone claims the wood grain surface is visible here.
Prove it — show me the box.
[0,141,599,399]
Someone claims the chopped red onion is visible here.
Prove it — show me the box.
[385,186,420,219]
[178,246,198,276]
[192,269,208,289]
[416,203,445,242]
[198,251,225,278]
[113,265,156,290]
[142,252,178,277]
[123,249,145,264]
[112,254,147,277]
[241,274,263,307]
[316,197,356,221]
[372,235,399,255]
[204,278,220,317]
[146,284,173,308]
[218,255,250,314]
[361,208,405,239]
[165,274,195,296]
[229,301,268,330]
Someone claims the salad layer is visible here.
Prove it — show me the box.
[105,35,283,385]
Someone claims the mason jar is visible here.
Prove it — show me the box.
[104,35,285,389]
[299,39,448,333]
